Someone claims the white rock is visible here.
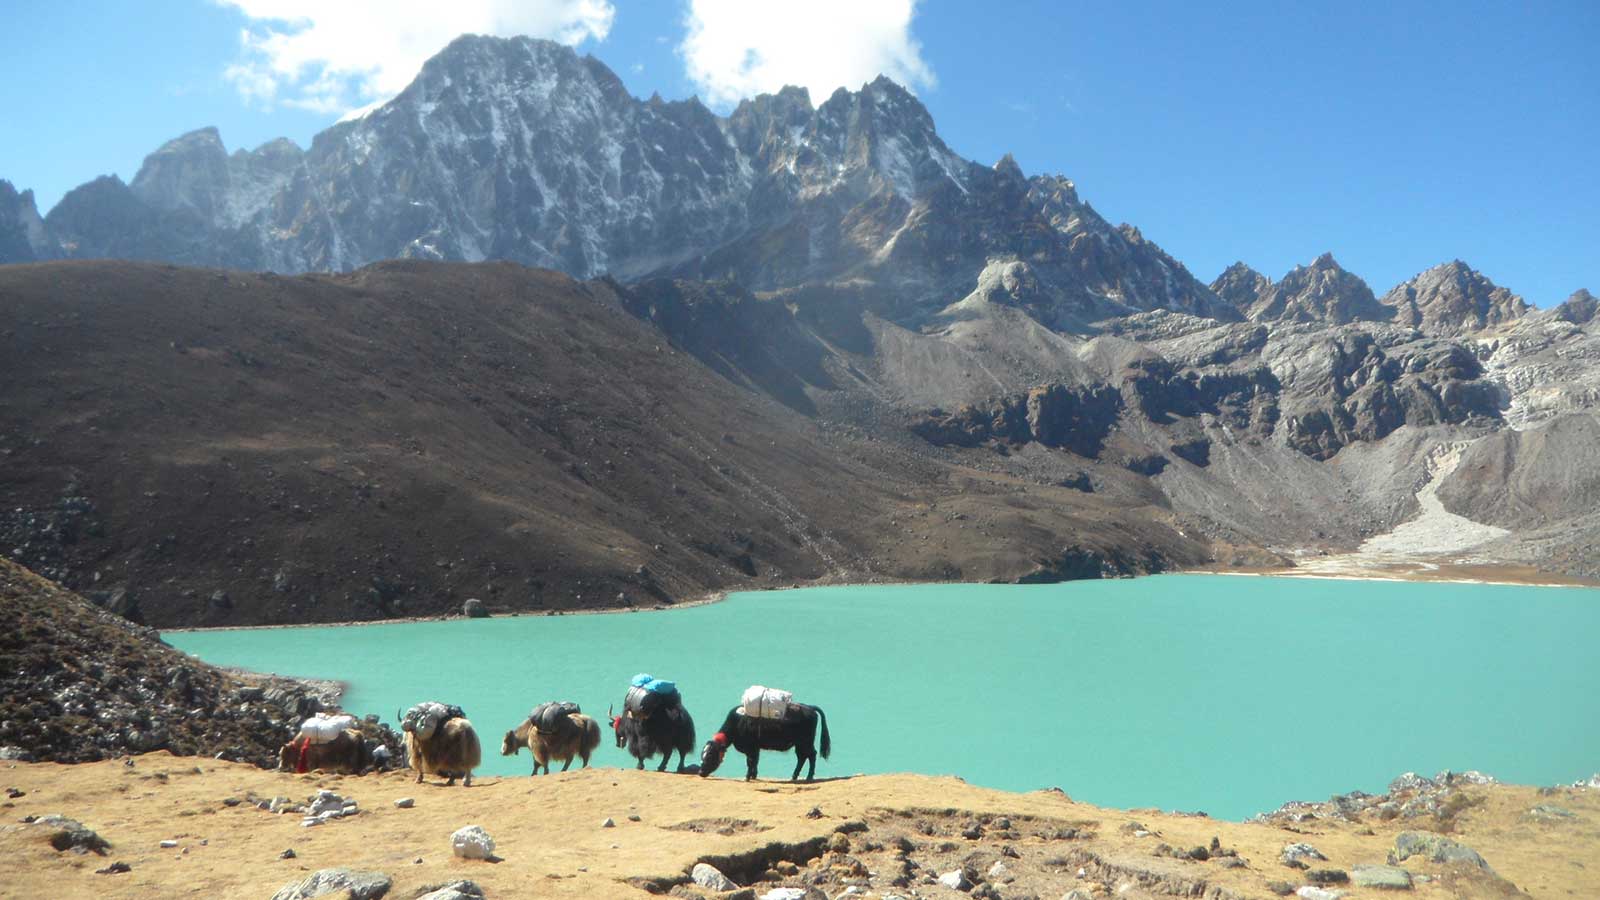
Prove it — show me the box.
[601,817,615,828]
[987,860,1008,878]
[159,839,178,848]
[938,869,971,890]
[1281,842,1327,863]
[691,862,737,891]
[451,825,496,860]
[1295,888,1347,900]
[394,797,415,808]
[761,890,807,900]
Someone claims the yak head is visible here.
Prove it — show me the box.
[609,705,627,748]
[500,730,521,757]
[698,732,729,777]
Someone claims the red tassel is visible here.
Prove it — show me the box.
[713,732,728,746]
[295,737,311,774]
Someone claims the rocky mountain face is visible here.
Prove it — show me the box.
[1216,253,1392,325]
[1382,260,1531,336]
[0,181,46,262]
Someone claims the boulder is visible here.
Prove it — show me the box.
[451,825,496,860]
[1281,842,1327,864]
[32,815,111,855]
[415,881,485,900]
[1295,888,1346,900]
[270,868,392,900]
[691,862,737,891]
[938,868,972,890]
[1389,831,1491,870]
[1351,864,1413,889]
[462,598,487,618]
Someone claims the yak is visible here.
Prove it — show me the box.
[501,713,602,775]
[609,702,695,773]
[278,728,367,774]
[403,715,482,787]
[699,703,830,782]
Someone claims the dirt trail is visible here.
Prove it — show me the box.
[3,755,1595,899]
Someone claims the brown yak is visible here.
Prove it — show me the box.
[278,728,366,774]
[500,713,602,775]
[403,716,482,787]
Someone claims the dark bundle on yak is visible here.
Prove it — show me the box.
[610,673,695,772]
[502,701,601,775]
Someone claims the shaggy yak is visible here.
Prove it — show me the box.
[278,728,367,774]
[402,715,482,787]
[501,713,602,775]
[699,703,831,782]
[609,703,696,772]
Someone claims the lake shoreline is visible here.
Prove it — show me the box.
[164,561,1595,634]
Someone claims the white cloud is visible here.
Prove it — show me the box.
[679,0,935,108]
[218,0,615,114]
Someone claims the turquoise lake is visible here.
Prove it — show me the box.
[164,575,1600,820]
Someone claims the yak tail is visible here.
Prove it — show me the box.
[816,706,831,760]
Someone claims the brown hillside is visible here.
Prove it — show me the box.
[0,260,1203,626]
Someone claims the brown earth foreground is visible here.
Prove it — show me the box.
[4,757,1596,900]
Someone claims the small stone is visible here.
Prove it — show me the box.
[628,814,641,822]
[601,817,615,828]
[827,832,850,854]
[804,806,823,819]
[987,861,1008,878]
[96,861,132,875]
[222,797,241,807]
[691,862,738,891]
[938,869,971,891]
[1266,883,1296,897]
[1526,804,1576,821]
[394,798,414,809]
[280,849,297,859]
[761,889,807,900]
[961,823,983,839]
[1351,864,1414,889]
[1295,888,1347,900]
[159,840,179,848]
[451,825,496,860]
[1307,869,1349,885]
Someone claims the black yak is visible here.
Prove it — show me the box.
[699,703,831,782]
[609,702,696,772]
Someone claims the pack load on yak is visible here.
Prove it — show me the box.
[529,700,582,735]
[738,685,792,720]
[401,701,465,741]
[297,712,359,744]
[624,673,681,718]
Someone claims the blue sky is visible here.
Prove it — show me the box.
[3,1,1595,304]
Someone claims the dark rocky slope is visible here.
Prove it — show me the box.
[0,260,1204,626]
[0,558,339,765]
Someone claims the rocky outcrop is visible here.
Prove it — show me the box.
[0,180,46,262]
[911,384,1122,456]
[0,558,395,766]
[1243,254,1390,325]
[1552,288,1598,324]
[1381,260,1529,336]
[1209,262,1272,315]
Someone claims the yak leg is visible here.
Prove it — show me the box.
[656,751,670,772]
[445,774,456,786]
[746,748,760,781]
[635,756,645,770]
[463,771,472,787]
[791,752,806,782]
[560,756,573,772]
[675,747,689,773]
[806,751,817,782]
